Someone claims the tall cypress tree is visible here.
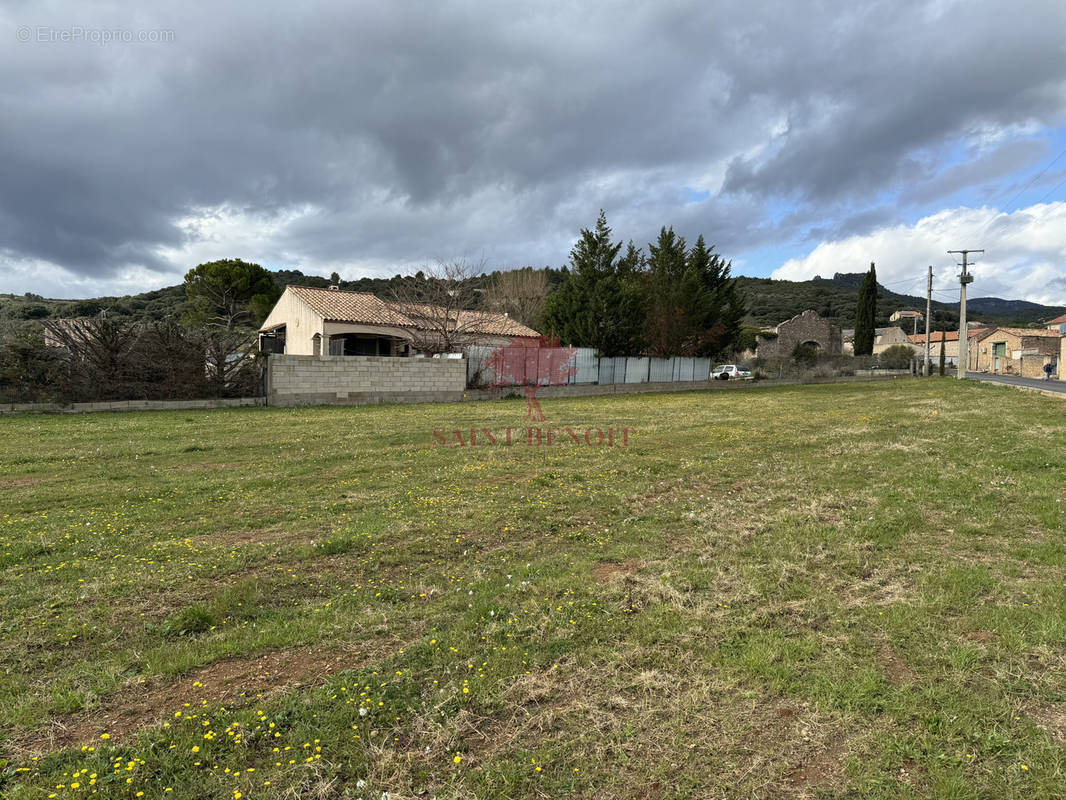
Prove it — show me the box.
[939,338,946,376]
[854,262,877,356]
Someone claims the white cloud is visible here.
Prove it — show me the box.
[772,202,1066,304]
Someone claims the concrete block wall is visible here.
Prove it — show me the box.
[266,354,466,406]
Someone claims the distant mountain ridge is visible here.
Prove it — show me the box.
[1,268,1062,332]
[736,272,1065,330]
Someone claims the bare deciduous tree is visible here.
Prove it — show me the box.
[199,327,262,397]
[388,260,498,355]
[484,267,549,327]
[40,317,261,401]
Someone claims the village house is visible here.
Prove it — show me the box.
[258,285,539,356]
[908,328,988,367]
[966,326,1060,378]
[889,309,924,335]
[1044,312,1066,335]
[841,326,914,355]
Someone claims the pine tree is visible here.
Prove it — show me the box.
[853,262,877,356]
[541,211,644,356]
[939,338,946,376]
[644,227,690,356]
[644,231,745,357]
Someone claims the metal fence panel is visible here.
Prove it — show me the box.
[467,346,714,388]
[624,357,649,383]
[597,357,617,385]
[649,358,673,382]
[574,348,598,384]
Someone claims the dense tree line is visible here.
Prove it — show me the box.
[541,212,746,357]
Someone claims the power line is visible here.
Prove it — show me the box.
[995,145,1066,216]
[974,145,1066,243]
[1027,174,1066,210]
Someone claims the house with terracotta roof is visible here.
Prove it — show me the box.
[889,309,924,334]
[966,326,1061,378]
[1044,313,1066,335]
[908,328,988,367]
[258,285,539,356]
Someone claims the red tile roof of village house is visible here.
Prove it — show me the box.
[1046,313,1066,325]
[996,326,1063,338]
[286,285,417,327]
[909,329,987,344]
[275,285,540,338]
[393,303,540,338]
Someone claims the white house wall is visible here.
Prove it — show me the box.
[260,291,324,355]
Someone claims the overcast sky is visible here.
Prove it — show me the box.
[3,0,1066,304]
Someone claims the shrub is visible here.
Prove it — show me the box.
[880,344,916,370]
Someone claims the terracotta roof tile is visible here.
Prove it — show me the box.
[998,326,1062,338]
[286,286,414,327]
[909,329,988,344]
[273,285,540,338]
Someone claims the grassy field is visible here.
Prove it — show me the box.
[1,379,1065,799]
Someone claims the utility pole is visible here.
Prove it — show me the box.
[948,249,982,379]
[924,266,932,376]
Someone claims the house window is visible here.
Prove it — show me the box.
[992,342,1007,357]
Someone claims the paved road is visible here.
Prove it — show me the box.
[965,372,1066,394]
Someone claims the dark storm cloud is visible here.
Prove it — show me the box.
[2,0,1065,292]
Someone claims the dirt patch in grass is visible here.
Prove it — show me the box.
[878,643,916,684]
[0,477,40,488]
[592,558,640,583]
[963,630,995,644]
[15,641,401,755]
[1031,704,1066,744]
[784,736,847,793]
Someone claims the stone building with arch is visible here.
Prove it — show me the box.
[756,309,842,360]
